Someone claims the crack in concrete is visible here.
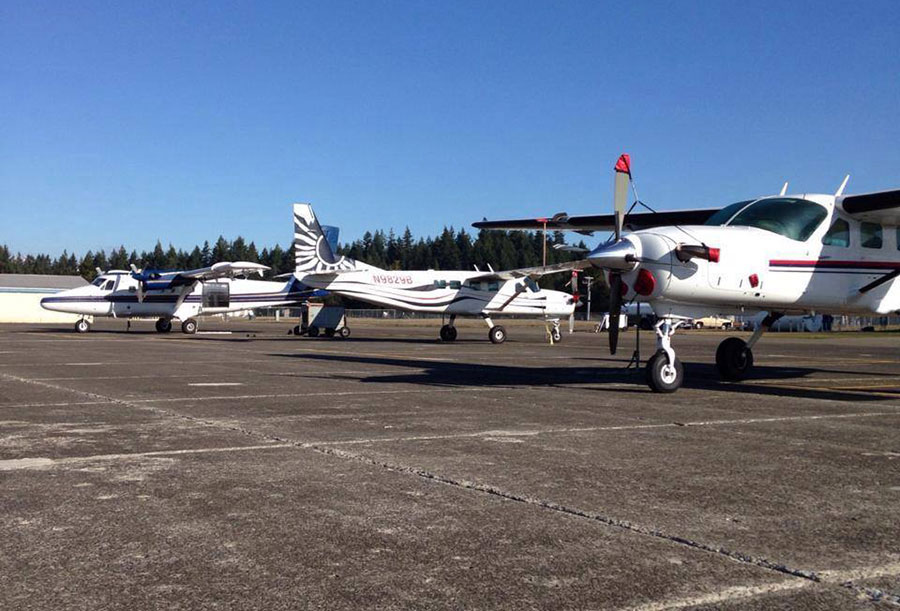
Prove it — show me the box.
[3,370,896,607]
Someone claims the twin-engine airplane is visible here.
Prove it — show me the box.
[475,154,900,392]
[41,261,326,334]
[290,204,579,343]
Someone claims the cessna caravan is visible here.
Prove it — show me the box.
[475,154,900,392]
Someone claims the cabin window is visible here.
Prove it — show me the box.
[822,218,850,247]
[464,281,482,291]
[449,281,461,290]
[896,228,900,251]
[861,222,883,249]
[488,282,500,292]
[703,200,754,226]
[726,198,827,241]
[102,280,115,291]
[434,280,447,289]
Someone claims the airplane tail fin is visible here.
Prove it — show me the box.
[293,203,374,274]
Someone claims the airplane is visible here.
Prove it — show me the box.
[290,203,580,343]
[41,262,327,334]
[474,154,900,392]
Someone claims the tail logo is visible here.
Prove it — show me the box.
[293,204,358,274]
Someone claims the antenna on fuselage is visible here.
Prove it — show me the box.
[779,182,789,196]
[835,174,850,197]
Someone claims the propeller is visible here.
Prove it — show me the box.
[606,154,631,354]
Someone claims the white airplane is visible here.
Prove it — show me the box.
[290,203,578,343]
[474,154,900,392]
[41,261,326,334]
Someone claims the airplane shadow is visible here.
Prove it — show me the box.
[272,351,900,403]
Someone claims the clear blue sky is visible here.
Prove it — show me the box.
[2,1,898,257]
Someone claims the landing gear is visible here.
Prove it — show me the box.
[480,315,506,344]
[645,318,687,393]
[440,314,457,342]
[716,337,753,381]
[339,326,351,339]
[715,312,782,382]
[155,318,172,333]
[74,319,91,333]
[307,325,320,338]
[646,350,683,393]
[181,318,198,334]
[548,318,562,343]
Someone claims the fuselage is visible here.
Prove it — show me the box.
[614,193,900,318]
[297,269,576,318]
[41,272,318,320]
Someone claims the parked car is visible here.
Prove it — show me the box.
[690,315,734,330]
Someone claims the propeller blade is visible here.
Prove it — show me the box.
[613,154,631,240]
[608,272,622,354]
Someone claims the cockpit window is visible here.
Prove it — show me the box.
[102,280,115,291]
[92,277,106,287]
[822,218,850,247]
[703,200,753,226]
[727,198,827,241]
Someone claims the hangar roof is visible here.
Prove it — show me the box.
[0,274,88,291]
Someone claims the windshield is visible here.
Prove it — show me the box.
[91,276,106,287]
[704,200,754,226]
[726,198,827,241]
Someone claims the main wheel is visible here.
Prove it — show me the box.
[439,324,457,342]
[489,325,507,344]
[293,325,301,336]
[551,327,562,342]
[716,337,754,381]
[646,350,683,393]
[324,328,336,338]
[155,318,172,333]
[307,325,320,338]
[181,318,198,335]
[74,319,91,333]
[694,321,704,329]
[339,327,351,338]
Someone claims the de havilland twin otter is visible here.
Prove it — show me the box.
[475,154,900,392]
[290,203,578,343]
[41,261,326,334]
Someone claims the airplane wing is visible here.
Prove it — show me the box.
[472,208,721,233]
[178,261,271,281]
[471,259,594,281]
[838,189,900,225]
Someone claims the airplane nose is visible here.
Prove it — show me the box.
[587,237,638,272]
[40,297,60,312]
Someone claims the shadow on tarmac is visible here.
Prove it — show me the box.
[273,351,899,403]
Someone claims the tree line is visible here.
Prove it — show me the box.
[0,227,608,298]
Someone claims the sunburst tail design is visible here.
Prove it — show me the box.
[293,203,377,274]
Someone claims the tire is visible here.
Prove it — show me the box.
[339,327,351,338]
[439,325,457,342]
[155,318,172,333]
[307,325,320,338]
[181,319,198,335]
[716,337,754,381]
[694,321,704,330]
[551,327,562,342]
[324,328,335,338]
[489,325,507,344]
[74,319,91,333]
[646,349,683,393]
[293,325,301,336]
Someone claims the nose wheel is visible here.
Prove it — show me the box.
[645,318,688,393]
[74,319,91,333]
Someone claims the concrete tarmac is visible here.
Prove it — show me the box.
[1,319,898,610]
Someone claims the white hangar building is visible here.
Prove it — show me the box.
[0,274,88,323]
